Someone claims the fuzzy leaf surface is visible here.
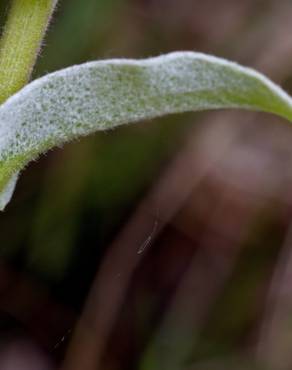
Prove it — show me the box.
[0,51,292,209]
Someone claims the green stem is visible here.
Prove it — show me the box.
[0,0,57,104]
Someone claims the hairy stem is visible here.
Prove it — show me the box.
[0,0,57,104]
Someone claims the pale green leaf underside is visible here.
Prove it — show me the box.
[1,51,292,209]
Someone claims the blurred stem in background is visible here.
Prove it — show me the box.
[0,0,57,103]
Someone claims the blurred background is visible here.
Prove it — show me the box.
[1,0,292,369]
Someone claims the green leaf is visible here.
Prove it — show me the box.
[0,51,292,209]
[0,0,58,103]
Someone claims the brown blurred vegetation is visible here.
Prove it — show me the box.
[1,0,292,369]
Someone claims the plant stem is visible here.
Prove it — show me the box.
[0,0,57,104]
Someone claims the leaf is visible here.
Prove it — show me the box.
[0,51,292,210]
[0,0,58,103]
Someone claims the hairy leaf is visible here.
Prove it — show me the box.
[0,51,292,209]
[0,0,58,103]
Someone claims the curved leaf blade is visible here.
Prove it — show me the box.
[0,51,292,209]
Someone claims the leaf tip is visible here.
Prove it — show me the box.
[0,172,19,211]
